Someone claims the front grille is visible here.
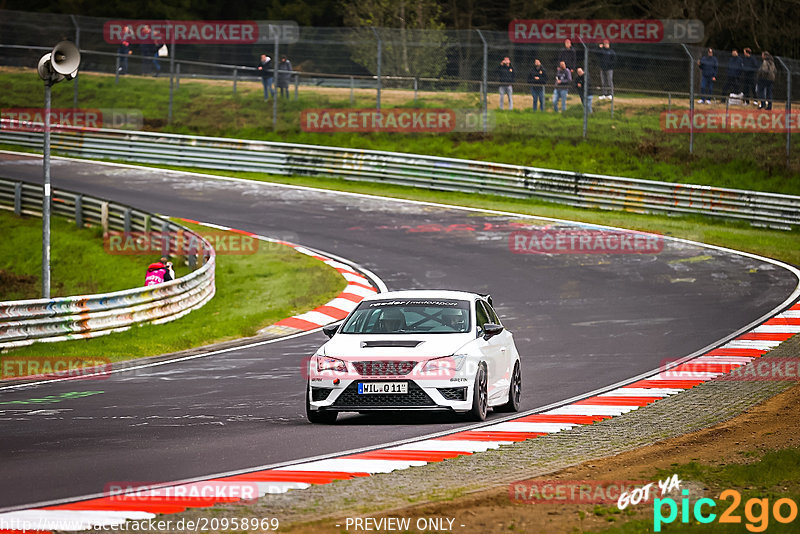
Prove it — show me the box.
[311,387,333,401]
[352,360,417,376]
[332,381,436,408]
[437,387,468,401]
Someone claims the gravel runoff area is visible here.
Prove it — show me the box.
[265,336,800,528]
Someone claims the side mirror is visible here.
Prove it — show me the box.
[482,323,504,340]
[322,323,339,338]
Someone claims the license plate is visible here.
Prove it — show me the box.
[358,382,408,394]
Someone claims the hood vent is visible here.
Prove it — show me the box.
[360,340,423,348]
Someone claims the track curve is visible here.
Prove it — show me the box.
[0,152,797,510]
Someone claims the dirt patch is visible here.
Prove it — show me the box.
[284,381,800,533]
[0,269,39,300]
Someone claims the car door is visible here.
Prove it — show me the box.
[485,301,514,391]
[475,300,506,402]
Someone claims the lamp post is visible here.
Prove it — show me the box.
[37,41,80,298]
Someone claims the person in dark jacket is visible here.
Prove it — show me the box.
[277,55,293,98]
[558,39,577,73]
[256,54,275,101]
[552,61,571,112]
[757,51,777,110]
[497,56,515,110]
[527,59,547,111]
[723,49,743,97]
[597,39,616,100]
[741,47,759,105]
[697,48,718,104]
[117,25,132,75]
[575,67,593,113]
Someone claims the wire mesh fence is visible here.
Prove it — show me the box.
[0,8,796,165]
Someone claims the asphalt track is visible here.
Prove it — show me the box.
[0,152,797,510]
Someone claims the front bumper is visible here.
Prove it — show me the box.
[308,378,473,412]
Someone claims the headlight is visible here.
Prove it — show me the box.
[421,355,466,376]
[316,356,347,373]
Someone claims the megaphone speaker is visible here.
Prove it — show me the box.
[51,41,80,78]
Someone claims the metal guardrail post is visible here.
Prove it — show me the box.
[161,220,170,257]
[14,182,22,216]
[582,39,589,139]
[100,201,109,235]
[233,67,238,95]
[776,56,792,166]
[476,29,488,135]
[115,55,120,84]
[75,194,83,227]
[681,44,695,154]
[294,72,299,100]
[144,213,151,233]
[168,35,176,125]
[123,208,131,232]
[176,63,180,90]
[414,77,418,103]
[273,33,279,131]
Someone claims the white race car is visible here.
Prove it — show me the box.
[305,290,522,423]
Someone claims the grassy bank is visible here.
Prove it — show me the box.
[0,208,177,300]
[0,217,346,361]
[1,67,797,195]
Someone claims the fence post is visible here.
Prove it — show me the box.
[168,31,176,125]
[294,72,299,100]
[123,208,131,233]
[70,15,80,110]
[681,44,695,154]
[273,33,279,131]
[233,67,238,95]
[14,182,22,216]
[100,201,109,236]
[350,76,355,105]
[476,29,488,135]
[582,40,589,139]
[414,77,418,103]
[776,56,792,166]
[75,194,83,228]
[161,220,171,258]
[176,62,181,90]
[115,55,120,85]
[372,28,382,111]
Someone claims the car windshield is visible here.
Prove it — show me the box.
[340,298,471,334]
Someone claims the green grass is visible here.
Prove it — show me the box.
[0,218,346,362]
[1,68,797,195]
[0,208,179,300]
[590,448,800,533]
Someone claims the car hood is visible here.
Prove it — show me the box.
[322,333,475,361]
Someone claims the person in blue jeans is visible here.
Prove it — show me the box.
[256,54,275,101]
[552,61,571,112]
[528,59,547,111]
[697,48,718,103]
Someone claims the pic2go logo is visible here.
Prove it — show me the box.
[654,489,798,532]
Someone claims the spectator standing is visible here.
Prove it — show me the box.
[741,47,759,105]
[723,49,743,97]
[575,67,593,113]
[757,51,776,110]
[597,39,616,100]
[117,25,132,75]
[277,55,293,98]
[527,59,547,111]
[497,56,515,110]
[558,39,577,74]
[151,28,165,77]
[160,256,175,282]
[552,61,571,112]
[697,48,718,104]
[139,25,155,75]
[256,54,275,101]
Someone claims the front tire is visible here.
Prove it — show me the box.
[496,361,521,412]
[306,384,337,424]
[469,363,488,421]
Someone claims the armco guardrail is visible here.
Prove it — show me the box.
[1,123,799,228]
[0,177,215,349]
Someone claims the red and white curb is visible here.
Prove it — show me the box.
[179,220,380,335]
[2,301,797,532]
